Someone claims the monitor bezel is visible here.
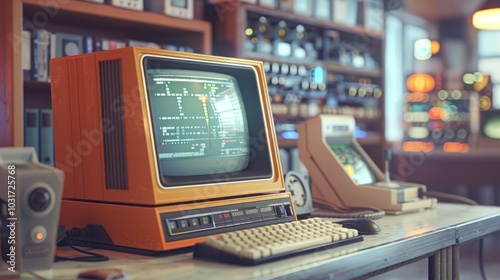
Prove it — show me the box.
[141,54,276,190]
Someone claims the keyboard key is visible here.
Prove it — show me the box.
[239,248,261,259]
[269,235,331,255]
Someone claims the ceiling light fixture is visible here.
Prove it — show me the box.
[473,0,500,29]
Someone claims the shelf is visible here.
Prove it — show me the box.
[242,3,385,39]
[22,0,212,53]
[244,52,323,66]
[326,62,381,78]
[0,0,214,146]
[22,0,208,32]
[24,80,50,91]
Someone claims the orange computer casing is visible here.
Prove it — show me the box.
[50,47,292,252]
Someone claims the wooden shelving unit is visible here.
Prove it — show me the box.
[207,1,386,168]
[1,1,20,146]
[0,0,212,147]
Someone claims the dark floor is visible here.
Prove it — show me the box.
[369,231,500,280]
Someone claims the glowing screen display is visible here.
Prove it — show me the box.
[146,69,249,177]
[329,144,376,185]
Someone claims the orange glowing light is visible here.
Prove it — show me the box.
[406,92,430,103]
[473,8,500,30]
[402,141,434,153]
[428,107,446,120]
[443,142,469,153]
[198,95,209,102]
[474,75,490,92]
[431,41,440,54]
[407,74,435,93]
[35,232,44,240]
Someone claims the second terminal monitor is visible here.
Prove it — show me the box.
[297,115,437,215]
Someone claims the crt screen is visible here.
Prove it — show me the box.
[145,69,250,177]
[329,144,376,185]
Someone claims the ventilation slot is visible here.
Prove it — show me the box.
[99,59,128,190]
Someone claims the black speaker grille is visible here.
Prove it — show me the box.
[99,59,128,190]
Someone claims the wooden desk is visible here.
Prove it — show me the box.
[3,203,500,280]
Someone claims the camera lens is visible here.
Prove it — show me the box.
[28,188,51,212]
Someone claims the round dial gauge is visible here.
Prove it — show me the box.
[286,174,307,207]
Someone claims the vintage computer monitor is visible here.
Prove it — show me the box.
[49,47,296,252]
[297,115,437,215]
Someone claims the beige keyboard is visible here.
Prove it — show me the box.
[193,218,363,265]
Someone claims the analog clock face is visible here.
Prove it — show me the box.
[330,144,376,185]
[286,174,307,207]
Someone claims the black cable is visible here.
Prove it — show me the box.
[311,200,386,220]
[424,190,478,206]
[55,230,109,262]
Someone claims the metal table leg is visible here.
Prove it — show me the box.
[429,246,458,280]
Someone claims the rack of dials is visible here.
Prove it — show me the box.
[206,1,386,167]
[402,72,496,154]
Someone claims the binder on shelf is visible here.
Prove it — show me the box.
[84,35,94,53]
[24,109,40,157]
[314,0,332,21]
[31,29,50,81]
[292,0,313,17]
[358,0,384,31]
[22,30,31,80]
[332,0,357,26]
[39,109,55,166]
